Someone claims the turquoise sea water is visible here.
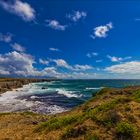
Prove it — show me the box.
[0,79,140,114]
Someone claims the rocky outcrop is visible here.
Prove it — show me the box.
[0,78,54,94]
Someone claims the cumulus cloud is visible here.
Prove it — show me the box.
[91,22,113,39]
[11,43,25,52]
[0,51,61,77]
[105,61,140,74]
[73,64,93,71]
[39,58,49,65]
[49,47,60,52]
[0,33,12,43]
[0,50,96,79]
[67,11,87,22]
[45,20,67,31]
[51,59,93,71]
[0,51,38,76]
[52,59,72,69]
[107,55,132,62]
[87,52,98,58]
[0,0,35,21]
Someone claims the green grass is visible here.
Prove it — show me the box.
[0,112,11,116]
[115,122,136,138]
[85,98,120,121]
[34,114,84,132]
[86,134,99,140]
[34,98,121,134]
[132,90,140,102]
[96,109,120,127]
[61,125,87,139]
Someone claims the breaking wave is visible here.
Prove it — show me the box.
[56,88,82,98]
[85,87,103,90]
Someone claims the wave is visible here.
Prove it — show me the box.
[43,105,67,114]
[0,89,67,114]
[85,87,104,90]
[56,88,82,98]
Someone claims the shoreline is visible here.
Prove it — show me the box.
[0,78,55,95]
[0,86,140,139]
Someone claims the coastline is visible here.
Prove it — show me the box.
[0,78,54,95]
[0,85,140,139]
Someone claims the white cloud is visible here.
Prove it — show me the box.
[39,58,49,65]
[0,0,35,21]
[0,51,38,76]
[49,47,60,52]
[87,52,98,58]
[46,20,67,31]
[107,55,132,62]
[0,51,95,78]
[0,33,12,43]
[107,55,122,62]
[0,68,10,75]
[52,59,93,71]
[52,59,72,69]
[0,51,59,77]
[91,22,113,39]
[96,60,102,63]
[74,64,93,71]
[11,43,25,52]
[67,11,87,22]
[64,72,97,79]
[135,18,140,21]
[105,61,140,74]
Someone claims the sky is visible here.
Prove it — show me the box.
[0,0,140,79]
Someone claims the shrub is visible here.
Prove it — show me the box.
[35,114,83,132]
[132,90,140,102]
[85,98,120,121]
[97,110,120,127]
[95,88,111,96]
[61,125,87,139]
[115,122,136,138]
[127,115,136,123]
[124,104,131,112]
[86,133,99,140]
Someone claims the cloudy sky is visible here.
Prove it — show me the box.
[0,0,140,79]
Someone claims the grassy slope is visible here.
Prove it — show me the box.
[0,87,140,139]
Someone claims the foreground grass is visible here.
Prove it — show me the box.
[1,86,140,139]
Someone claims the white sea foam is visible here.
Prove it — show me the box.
[0,83,67,114]
[85,87,103,90]
[30,96,39,99]
[56,88,82,98]
[44,105,66,114]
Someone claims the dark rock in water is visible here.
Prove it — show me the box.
[42,87,47,89]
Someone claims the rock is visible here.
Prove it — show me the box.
[42,87,47,89]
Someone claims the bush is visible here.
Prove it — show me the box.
[115,122,136,138]
[124,104,131,112]
[61,125,87,139]
[86,133,99,140]
[35,114,83,132]
[97,110,120,127]
[133,90,140,102]
[85,99,120,121]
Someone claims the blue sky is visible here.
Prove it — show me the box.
[0,0,140,79]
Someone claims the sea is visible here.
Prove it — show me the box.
[0,79,140,114]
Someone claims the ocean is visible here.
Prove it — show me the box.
[0,79,140,114]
